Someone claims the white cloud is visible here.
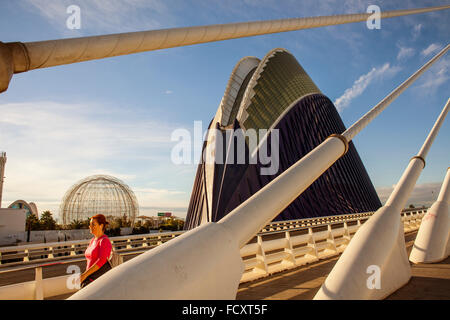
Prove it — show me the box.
[164,90,173,94]
[415,56,449,94]
[421,43,442,57]
[334,62,401,112]
[23,0,173,35]
[0,101,184,218]
[397,46,415,60]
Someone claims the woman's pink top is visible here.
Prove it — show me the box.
[85,234,112,270]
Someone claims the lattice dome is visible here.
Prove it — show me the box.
[60,175,139,226]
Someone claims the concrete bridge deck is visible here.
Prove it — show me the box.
[236,231,450,300]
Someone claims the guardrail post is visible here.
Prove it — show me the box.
[308,227,319,259]
[126,239,132,249]
[70,244,76,256]
[343,222,352,249]
[343,221,351,244]
[402,212,409,232]
[417,210,425,227]
[416,212,422,229]
[48,247,54,259]
[326,224,338,256]
[410,212,419,230]
[418,210,426,222]
[142,237,148,247]
[256,235,269,276]
[284,231,296,267]
[35,267,44,300]
[24,249,29,262]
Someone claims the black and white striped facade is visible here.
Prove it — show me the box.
[184,49,381,230]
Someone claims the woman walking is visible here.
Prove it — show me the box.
[80,214,112,288]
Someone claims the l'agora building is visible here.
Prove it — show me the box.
[185,48,382,229]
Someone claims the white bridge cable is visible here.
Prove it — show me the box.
[9,5,450,72]
[417,98,450,159]
[343,44,450,141]
[384,98,450,210]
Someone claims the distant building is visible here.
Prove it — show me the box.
[8,200,39,219]
[0,208,27,243]
[185,48,382,230]
[0,152,32,243]
[0,152,6,208]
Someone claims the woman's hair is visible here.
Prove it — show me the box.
[91,214,109,231]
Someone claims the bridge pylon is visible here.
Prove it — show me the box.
[314,98,450,300]
[410,166,450,263]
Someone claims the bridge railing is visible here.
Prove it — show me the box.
[0,210,426,267]
[0,209,426,299]
[0,212,374,267]
[260,212,375,232]
[239,209,426,282]
[0,231,184,267]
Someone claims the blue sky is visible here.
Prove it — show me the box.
[0,0,449,221]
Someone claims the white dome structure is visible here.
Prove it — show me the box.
[60,175,139,226]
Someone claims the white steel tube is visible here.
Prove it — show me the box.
[437,167,450,203]
[385,98,450,212]
[1,5,449,93]
[0,152,6,208]
[409,167,450,263]
[7,5,450,72]
[417,98,450,159]
[314,99,450,299]
[343,45,449,141]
